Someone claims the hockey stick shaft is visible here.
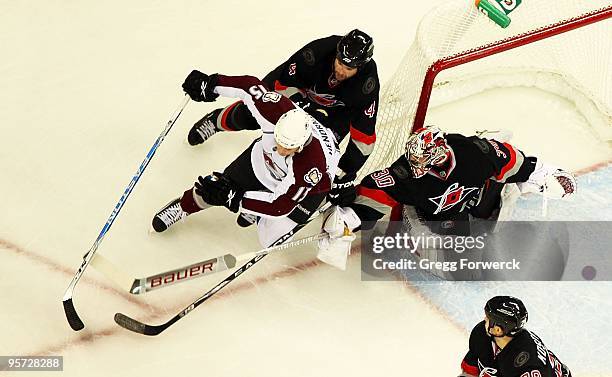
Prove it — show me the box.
[115,232,326,335]
[62,95,190,331]
[115,203,333,335]
[128,232,327,294]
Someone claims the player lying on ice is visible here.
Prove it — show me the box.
[317,126,577,272]
[460,296,572,377]
[152,70,340,248]
[185,29,379,208]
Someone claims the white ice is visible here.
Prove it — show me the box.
[0,1,610,376]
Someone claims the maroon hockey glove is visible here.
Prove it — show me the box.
[182,70,219,102]
[194,172,244,213]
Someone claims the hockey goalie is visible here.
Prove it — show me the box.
[318,126,577,277]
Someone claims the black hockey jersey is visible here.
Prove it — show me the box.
[349,134,536,228]
[263,35,379,177]
[461,321,571,377]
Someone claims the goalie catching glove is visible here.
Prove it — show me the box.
[317,206,361,270]
[517,161,577,199]
[194,172,244,213]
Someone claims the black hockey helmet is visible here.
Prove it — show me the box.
[336,29,374,68]
[485,296,528,337]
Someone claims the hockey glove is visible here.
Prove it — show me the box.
[194,172,244,213]
[517,161,577,199]
[182,70,219,102]
[328,173,357,206]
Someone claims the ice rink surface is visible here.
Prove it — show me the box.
[1,1,610,376]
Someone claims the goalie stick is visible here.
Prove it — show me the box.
[62,95,190,331]
[114,231,327,335]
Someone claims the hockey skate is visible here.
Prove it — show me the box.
[187,108,222,146]
[152,198,189,232]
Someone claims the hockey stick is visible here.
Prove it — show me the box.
[127,229,334,294]
[62,95,190,331]
[114,203,333,335]
[114,231,327,335]
[93,236,313,295]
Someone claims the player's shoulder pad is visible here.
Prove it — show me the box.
[358,62,380,96]
[467,136,493,155]
[500,331,548,372]
[390,157,412,181]
[300,35,341,67]
[470,320,487,339]
[293,140,328,187]
[467,320,489,349]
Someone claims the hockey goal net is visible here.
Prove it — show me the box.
[360,0,612,178]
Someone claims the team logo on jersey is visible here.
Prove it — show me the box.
[514,352,530,367]
[302,48,315,66]
[304,167,322,186]
[478,359,497,377]
[428,182,479,214]
[305,89,345,108]
[362,76,376,94]
[477,360,498,377]
[263,151,286,181]
[262,91,282,103]
[364,100,376,118]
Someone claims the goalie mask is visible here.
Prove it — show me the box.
[404,126,451,178]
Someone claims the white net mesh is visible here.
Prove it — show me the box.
[360,0,612,179]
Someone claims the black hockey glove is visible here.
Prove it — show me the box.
[328,173,357,206]
[194,172,244,213]
[182,70,219,102]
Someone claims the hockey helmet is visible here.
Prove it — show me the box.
[336,29,374,68]
[274,108,314,151]
[485,296,528,337]
[404,126,451,178]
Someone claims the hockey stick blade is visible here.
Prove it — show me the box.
[63,298,85,331]
[115,313,157,335]
[62,95,190,331]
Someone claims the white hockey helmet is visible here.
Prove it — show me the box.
[274,108,314,151]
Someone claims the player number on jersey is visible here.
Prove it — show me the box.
[249,85,281,103]
[371,169,395,188]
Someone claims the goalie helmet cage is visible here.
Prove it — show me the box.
[360,0,612,179]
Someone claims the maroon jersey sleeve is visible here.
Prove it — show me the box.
[214,75,296,132]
